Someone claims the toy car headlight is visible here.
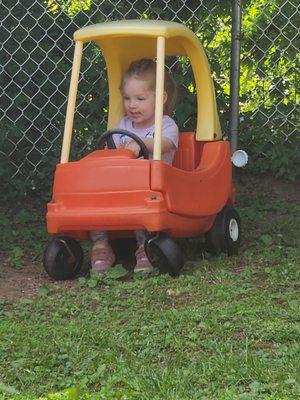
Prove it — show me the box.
[231,150,248,167]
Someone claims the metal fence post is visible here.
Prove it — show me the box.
[229,0,242,153]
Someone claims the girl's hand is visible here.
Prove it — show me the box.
[125,141,141,157]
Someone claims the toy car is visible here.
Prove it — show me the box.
[44,20,242,280]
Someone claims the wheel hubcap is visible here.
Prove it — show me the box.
[229,218,239,241]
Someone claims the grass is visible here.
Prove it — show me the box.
[0,173,299,399]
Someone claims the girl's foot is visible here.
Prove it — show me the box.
[134,245,154,273]
[91,240,115,273]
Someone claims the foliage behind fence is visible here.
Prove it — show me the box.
[0,0,299,200]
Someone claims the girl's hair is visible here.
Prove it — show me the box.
[120,58,177,116]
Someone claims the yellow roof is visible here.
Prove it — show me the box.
[74,20,221,140]
[75,20,197,46]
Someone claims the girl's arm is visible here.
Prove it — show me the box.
[125,137,174,157]
[141,137,174,153]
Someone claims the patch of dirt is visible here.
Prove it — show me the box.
[0,258,77,302]
[0,173,299,303]
[0,261,43,301]
[236,172,300,203]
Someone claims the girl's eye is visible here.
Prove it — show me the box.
[138,97,145,101]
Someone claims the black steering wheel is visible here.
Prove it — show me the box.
[97,129,149,160]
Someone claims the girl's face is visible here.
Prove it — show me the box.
[122,77,156,129]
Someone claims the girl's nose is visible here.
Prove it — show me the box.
[129,100,137,109]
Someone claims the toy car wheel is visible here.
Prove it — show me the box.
[145,233,184,276]
[205,206,241,256]
[43,237,84,280]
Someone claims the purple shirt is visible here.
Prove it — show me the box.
[115,115,179,165]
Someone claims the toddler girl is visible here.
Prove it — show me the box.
[91,59,179,273]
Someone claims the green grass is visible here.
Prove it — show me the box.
[0,175,299,399]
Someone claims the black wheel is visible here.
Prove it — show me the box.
[205,206,241,256]
[97,129,149,159]
[43,237,84,280]
[145,233,184,276]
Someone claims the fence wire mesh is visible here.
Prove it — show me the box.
[240,0,299,150]
[0,0,299,184]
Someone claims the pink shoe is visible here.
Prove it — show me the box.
[134,245,154,273]
[91,240,115,273]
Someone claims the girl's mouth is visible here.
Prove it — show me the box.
[130,112,141,118]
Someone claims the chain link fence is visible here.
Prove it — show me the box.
[0,0,299,188]
[239,0,299,173]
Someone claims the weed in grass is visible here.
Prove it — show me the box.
[7,247,24,270]
[0,204,47,271]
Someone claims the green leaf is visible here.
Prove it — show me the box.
[87,279,98,288]
[19,298,33,305]
[0,382,18,394]
[105,264,129,279]
[77,277,87,287]
[37,287,50,297]
[260,234,273,246]
[284,378,296,385]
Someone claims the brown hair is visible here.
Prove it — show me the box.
[120,58,177,116]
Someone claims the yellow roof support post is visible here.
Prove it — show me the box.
[153,36,165,161]
[60,41,83,163]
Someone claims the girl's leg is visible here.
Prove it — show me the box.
[135,230,147,247]
[134,230,153,273]
[90,231,115,272]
